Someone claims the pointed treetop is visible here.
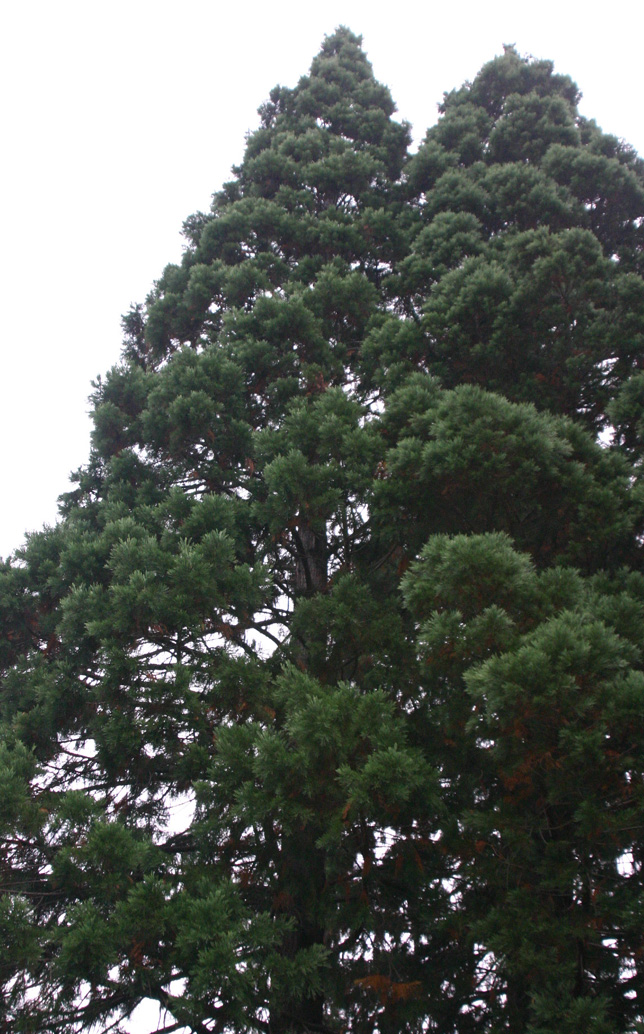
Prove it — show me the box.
[442,44,582,118]
[256,26,404,148]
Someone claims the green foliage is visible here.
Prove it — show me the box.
[3,28,644,1034]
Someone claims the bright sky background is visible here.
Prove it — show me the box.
[2,0,643,561]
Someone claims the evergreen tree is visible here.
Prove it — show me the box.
[2,29,644,1034]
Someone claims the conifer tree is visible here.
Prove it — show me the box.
[2,29,644,1034]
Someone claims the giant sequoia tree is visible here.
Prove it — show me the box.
[3,29,644,1034]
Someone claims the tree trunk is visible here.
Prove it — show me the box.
[268,523,328,1031]
[294,522,327,597]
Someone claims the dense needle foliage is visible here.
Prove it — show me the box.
[3,27,644,1034]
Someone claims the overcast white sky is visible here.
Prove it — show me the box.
[1,0,643,563]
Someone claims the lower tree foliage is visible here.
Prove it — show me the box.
[2,28,644,1034]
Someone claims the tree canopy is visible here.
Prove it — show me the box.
[3,27,644,1034]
